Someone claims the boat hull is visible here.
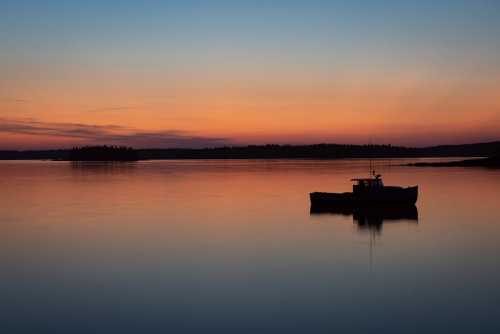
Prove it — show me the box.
[310,186,418,208]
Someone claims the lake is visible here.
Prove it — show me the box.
[1,159,500,333]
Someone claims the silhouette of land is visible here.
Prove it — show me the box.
[408,155,500,168]
[1,141,499,160]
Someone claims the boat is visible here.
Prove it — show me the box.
[310,173,418,208]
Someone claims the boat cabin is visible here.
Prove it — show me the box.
[351,175,384,193]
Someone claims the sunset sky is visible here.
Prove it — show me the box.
[1,1,500,149]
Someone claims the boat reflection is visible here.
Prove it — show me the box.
[310,204,418,232]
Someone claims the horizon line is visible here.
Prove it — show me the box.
[2,139,500,152]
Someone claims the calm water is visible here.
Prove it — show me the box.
[1,159,500,333]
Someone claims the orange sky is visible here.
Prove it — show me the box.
[2,67,499,149]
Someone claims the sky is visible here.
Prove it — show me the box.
[1,0,500,149]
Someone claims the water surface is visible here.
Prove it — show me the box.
[1,159,500,333]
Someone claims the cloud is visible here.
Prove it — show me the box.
[0,98,30,103]
[0,118,230,148]
[85,106,140,113]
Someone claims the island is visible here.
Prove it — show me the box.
[1,141,500,161]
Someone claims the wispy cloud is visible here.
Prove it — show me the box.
[84,106,141,113]
[0,98,30,104]
[0,118,230,148]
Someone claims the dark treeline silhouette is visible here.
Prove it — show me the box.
[68,146,139,161]
[138,141,500,159]
[1,141,500,160]
[140,144,416,159]
[0,149,67,160]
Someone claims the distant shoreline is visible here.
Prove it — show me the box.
[1,141,499,161]
[407,155,500,168]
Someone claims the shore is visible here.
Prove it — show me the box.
[407,156,500,168]
[1,141,500,161]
